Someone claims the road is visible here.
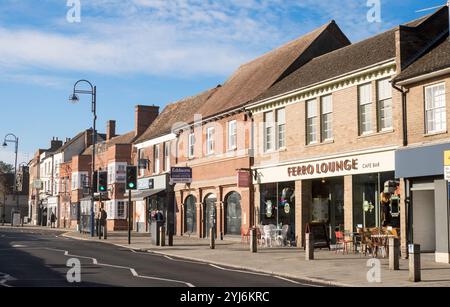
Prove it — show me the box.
[0,227,323,287]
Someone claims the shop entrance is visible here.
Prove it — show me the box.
[311,177,344,244]
[184,195,197,235]
[224,192,242,236]
[203,194,217,238]
[412,189,436,252]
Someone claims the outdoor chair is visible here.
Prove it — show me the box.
[335,231,352,254]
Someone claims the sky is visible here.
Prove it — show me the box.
[0,0,446,165]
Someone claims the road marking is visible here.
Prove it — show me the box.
[12,245,27,248]
[44,248,194,287]
[0,273,16,288]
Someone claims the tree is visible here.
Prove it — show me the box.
[0,161,14,174]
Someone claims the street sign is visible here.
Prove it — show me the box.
[237,170,251,188]
[170,167,192,184]
[445,151,450,181]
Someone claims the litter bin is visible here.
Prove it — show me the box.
[151,221,165,246]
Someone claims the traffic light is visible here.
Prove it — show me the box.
[126,166,138,190]
[98,171,108,193]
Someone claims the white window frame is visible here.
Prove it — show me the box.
[264,111,274,152]
[359,83,373,135]
[425,83,446,134]
[228,120,237,151]
[306,99,318,145]
[188,133,195,159]
[206,127,215,155]
[153,145,160,174]
[321,95,333,142]
[377,78,393,131]
[276,108,286,149]
[164,142,170,172]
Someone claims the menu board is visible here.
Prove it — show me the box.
[305,222,330,250]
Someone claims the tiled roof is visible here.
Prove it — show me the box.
[196,21,350,118]
[395,35,450,82]
[135,87,219,143]
[82,131,135,156]
[252,12,439,103]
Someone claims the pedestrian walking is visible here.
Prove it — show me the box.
[50,212,57,228]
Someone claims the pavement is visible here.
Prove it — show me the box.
[59,228,450,287]
[0,226,321,288]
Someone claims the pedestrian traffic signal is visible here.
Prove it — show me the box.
[98,171,108,193]
[126,166,138,190]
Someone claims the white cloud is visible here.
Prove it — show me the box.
[0,0,396,81]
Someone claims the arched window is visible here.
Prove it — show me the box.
[225,192,242,236]
[184,195,197,234]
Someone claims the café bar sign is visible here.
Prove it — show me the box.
[256,150,395,184]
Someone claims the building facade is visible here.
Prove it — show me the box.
[394,19,450,263]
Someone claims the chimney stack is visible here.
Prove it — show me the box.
[135,105,159,137]
[107,120,116,141]
[50,137,63,151]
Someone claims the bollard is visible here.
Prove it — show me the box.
[160,226,166,247]
[210,228,215,250]
[168,230,174,247]
[389,238,400,271]
[305,233,314,261]
[409,244,421,282]
[250,228,257,253]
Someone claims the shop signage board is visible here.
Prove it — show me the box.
[138,175,165,190]
[170,167,193,184]
[237,170,251,188]
[255,150,396,184]
[444,151,450,181]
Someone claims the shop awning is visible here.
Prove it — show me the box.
[126,189,166,202]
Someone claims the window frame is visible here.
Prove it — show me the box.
[264,111,275,152]
[228,120,237,151]
[163,142,170,172]
[358,82,373,135]
[188,133,195,159]
[206,126,215,155]
[320,95,333,142]
[306,98,318,145]
[377,78,393,132]
[153,144,160,174]
[424,83,446,135]
[276,108,286,149]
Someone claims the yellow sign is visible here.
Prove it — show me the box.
[445,151,450,166]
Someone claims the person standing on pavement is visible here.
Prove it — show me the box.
[99,208,108,240]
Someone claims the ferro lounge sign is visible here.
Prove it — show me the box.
[255,150,396,184]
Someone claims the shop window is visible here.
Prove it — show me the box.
[117,201,127,219]
[264,111,274,152]
[352,172,398,231]
[306,99,318,144]
[259,182,296,243]
[321,95,333,142]
[425,83,446,134]
[377,78,393,131]
[358,83,373,135]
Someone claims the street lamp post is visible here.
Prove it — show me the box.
[3,134,20,214]
[69,80,97,237]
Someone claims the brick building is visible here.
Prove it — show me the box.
[393,10,450,263]
[169,21,351,240]
[79,105,159,232]
[246,7,448,256]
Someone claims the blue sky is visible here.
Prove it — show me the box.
[0,0,446,164]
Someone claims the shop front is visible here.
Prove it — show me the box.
[47,196,59,227]
[132,174,174,234]
[255,148,398,247]
[396,143,450,263]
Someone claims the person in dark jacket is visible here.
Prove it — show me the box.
[50,212,57,228]
[99,209,108,240]
[381,193,392,227]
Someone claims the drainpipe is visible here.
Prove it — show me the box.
[391,82,409,147]
[245,110,255,227]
